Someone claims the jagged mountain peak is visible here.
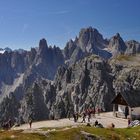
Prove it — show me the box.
[79,26,99,36]
[39,38,48,50]
[108,33,127,55]
[114,33,121,38]
[37,38,49,57]
[110,33,123,42]
[63,27,111,63]
[78,27,104,48]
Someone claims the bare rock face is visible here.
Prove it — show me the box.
[53,55,115,117]
[3,55,115,123]
[18,55,114,122]
[19,82,49,122]
[0,93,19,125]
[113,66,140,94]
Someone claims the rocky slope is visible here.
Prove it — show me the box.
[9,54,139,123]
[0,38,64,99]
[0,55,114,123]
[53,55,115,113]
[110,54,140,95]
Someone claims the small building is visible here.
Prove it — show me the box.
[111,92,140,120]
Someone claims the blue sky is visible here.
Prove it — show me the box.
[0,0,140,50]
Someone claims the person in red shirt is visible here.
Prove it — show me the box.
[96,106,100,115]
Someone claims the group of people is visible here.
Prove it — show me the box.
[72,107,101,123]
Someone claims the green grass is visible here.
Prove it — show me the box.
[39,126,140,140]
[0,126,140,140]
[0,130,46,140]
[115,127,140,140]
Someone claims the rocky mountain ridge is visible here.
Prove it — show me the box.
[0,39,64,102]
[63,27,140,65]
[0,27,140,124]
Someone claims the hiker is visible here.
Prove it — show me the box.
[49,110,55,120]
[87,110,91,122]
[94,120,104,128]
[67,106,72,120]
[124,106,129,119]
[92,107,96,117]
[29,119,32,128]
[94,120,98,127]
[96,107,100,115]
[73,113,77,122]
[76,112,79,122]
[128,118,131,126]
[81,112,86,123]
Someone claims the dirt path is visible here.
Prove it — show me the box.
[12,112,128,130]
